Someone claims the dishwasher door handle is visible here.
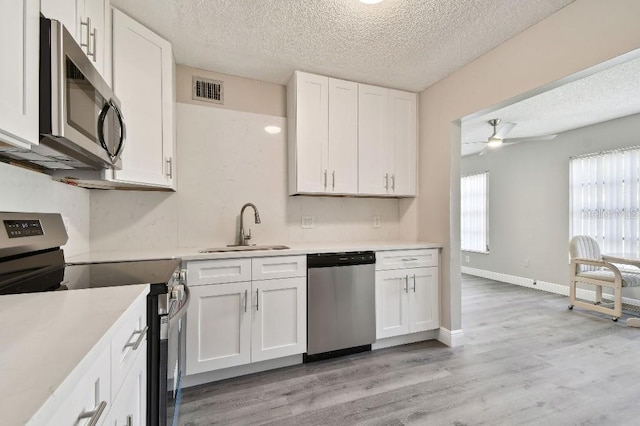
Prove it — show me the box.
[404,275,409,293]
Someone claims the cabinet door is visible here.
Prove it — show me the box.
[252,277,307,362]
[186,282,251,375]
[328,78,358,194]
[408,267,439,333]
[293,71,329,193]
[0,0,39,148]
[375,270,410,338]
[358,84,389,195]
[388,89,417,196]
[112,9,175,188]
[82,0,110,81]
[41,0,79,42]
[105,341,147,426]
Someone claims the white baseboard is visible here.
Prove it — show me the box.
[372,330,438,350]
[437,327,464,347]
[461,266,640,307]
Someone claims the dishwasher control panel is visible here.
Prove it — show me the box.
[307,251,376,268]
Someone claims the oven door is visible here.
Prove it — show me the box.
[166,285,190,426]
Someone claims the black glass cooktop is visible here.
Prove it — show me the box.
[0,249,180,295]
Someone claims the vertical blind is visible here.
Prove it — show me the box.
[570,148,640,256]
[461,172,488,252]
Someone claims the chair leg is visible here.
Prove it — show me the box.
[613,286,623,320]
[595,285,603,305]
[569,279,576,309]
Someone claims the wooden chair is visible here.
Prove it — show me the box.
[569,235,640,321]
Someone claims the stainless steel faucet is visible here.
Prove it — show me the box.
[238,203,261,246]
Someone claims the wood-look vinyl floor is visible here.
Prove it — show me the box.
[179,274,640,425]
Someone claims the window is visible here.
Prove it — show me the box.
[461,172,489,253]
[570,147,640,256]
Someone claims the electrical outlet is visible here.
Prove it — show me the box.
[301,216,314,229]
[373,216,381,228]
[465,255,470,263]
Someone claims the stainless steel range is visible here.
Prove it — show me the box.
[0,212,189,426]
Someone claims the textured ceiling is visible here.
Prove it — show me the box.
[461,55,640,156]
[110,0,573,92]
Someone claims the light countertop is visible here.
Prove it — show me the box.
[66,240,443,264]
[0,284,149,426]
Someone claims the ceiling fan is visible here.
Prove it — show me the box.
[464,119,557,155]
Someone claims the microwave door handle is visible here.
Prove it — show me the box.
[98,100,126,162]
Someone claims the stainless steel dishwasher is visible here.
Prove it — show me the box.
[305,251,376,362]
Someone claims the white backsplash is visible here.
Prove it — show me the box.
[90,103,408,251]
[0,162,90,257]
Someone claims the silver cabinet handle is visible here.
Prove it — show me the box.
[88,28,97,61]
[324,170,327,189]
[80,17,92,54]
[391,174,395,191]
[404,275,409,293]
[124,326,148,350]
[384,173,389,190]
[244,289,248,312]
[126,415,133,426]
[78,400,107,426]
[256,288,259,311]
[412,274,416,292]
[402,258,418,262]
[332,170,335,190]
[166,158,173,179]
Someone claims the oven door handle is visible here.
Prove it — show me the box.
[168,285,190,329]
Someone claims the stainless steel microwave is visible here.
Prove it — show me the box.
[38,17,125,170]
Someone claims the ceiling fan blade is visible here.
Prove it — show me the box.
[478,147,488,156]
[503,134,558,144]
[462,141,488,145]
[495,122,516,139]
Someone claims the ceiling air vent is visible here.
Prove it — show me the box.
[192,76,224,104]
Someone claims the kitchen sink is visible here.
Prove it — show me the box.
[199,245,290,253]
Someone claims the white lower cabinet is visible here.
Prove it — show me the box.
[375,250,439,340]
[186,256,307,375]
[251,277,306,362]
[186,281,252,374]
[105,341,147,426]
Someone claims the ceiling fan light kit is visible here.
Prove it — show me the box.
[487,137,503,148]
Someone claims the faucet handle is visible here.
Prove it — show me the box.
[245,228,252,242]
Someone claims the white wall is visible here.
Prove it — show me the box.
[0,162,90,256]
[90,103,406,251]
[461,113,640,297]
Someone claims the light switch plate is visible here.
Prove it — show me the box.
[373,216,381,228]
[301,216,314,229]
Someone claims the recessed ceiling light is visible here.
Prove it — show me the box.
[264,125,281,134]
[360,0,384,4]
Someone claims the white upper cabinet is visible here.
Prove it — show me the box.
[388,89,417,197]
[288,71,358,195]
[359,85,417,197]
[110,8,176,189]
[0,0,40,148]
[358,84,389,195]
[41,0,112,83]
[328,78,359,194]
[288,71,329,194]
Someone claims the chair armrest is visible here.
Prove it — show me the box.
[602,255,640,270]
[572,258,623,283]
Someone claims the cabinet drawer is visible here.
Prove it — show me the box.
[187,258,252,285]
[49,343,111,426]
[111,296,147,400]
[252,256,307,280]
[376,249,438,270]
